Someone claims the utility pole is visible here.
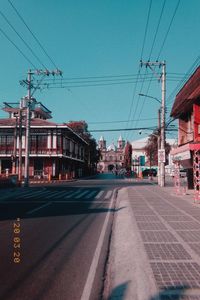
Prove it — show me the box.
[24,70,32,187]
[22,69,62,187]
[157,108,161,185]
[140,61,166,187]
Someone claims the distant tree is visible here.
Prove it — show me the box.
[123,142,132,170]
[144,130,171,166]
[66,121,100,174]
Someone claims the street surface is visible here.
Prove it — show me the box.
[0,173,134,300]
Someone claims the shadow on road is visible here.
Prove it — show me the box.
[149,285,189,300]
[107,281,130,300]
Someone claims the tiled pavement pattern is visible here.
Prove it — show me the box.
[128,185,200,299]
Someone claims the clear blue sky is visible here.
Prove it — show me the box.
[0,0,200,146]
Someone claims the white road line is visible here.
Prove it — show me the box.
[74,190,89,199]
[85,190,97,199]
[23,190,49,199]
[80,189,115,300]
[64,189,81,199]
[27,202,52,215]
[44,190,66,199]
[95,190,104,199]
[104,190,113,199]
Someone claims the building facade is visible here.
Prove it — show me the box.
[170,66,200,191]
[97,136,126,172]
[0,99,88,180]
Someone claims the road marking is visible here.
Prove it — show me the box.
[64,189,81,199]
[26,202,51,215]
[95,190,104,199]
[80,189,115,300]
[104,190,112,199]
[23,190,49,198]
[74,190,89,199]
[44,190,67,199]
[85,190,97,199]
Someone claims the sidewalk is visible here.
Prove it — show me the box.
[103,180,200,300]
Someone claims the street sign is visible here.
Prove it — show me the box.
[158,149,166,163]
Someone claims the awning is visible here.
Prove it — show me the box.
[170,142,200,168]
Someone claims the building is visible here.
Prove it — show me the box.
[170,66,200,190]
[0,99,89,180]
[97,136,126,172]
[131,137,177,174]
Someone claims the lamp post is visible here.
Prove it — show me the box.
[138,93,162,185]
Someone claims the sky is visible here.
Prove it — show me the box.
[0,0,200,147]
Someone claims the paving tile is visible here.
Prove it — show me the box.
[144,244,192,260]
[137,222,168,231]
[168,222,200,231]
[140,231,178,243]
[151,262,200,289]
[177,232,200,243]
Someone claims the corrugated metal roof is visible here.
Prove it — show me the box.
[171,66,200,118]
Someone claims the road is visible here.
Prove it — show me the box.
[0,173,135,300]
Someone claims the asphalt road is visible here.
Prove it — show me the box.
[0,173,135,300]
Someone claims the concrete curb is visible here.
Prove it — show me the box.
[103,187,158,300]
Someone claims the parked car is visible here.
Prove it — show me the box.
[142,168,157,177]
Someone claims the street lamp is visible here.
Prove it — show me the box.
[138,93,161,104]
[138,93,163,186]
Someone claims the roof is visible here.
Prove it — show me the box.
[171,66,200,118]
[0,118,57,126]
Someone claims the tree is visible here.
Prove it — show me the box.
[144,130,171,166]
[66,121,100,174]
[123,142,132,170]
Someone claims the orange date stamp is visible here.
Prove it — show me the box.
[13,218,21,263]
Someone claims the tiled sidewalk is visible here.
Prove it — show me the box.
[128,184,200,299]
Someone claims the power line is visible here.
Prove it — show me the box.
[141,0,152,59]
[157,0,181,59]
[88,117,157,124]
[8,0,58,69]
[148,0,166,60]
[0,26,37,69]
[0,9,47,69]
[90,126,157,133]
[39,78,158,89]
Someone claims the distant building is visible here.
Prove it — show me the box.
[131,137,177,174]
[0,99,88,180]
[97,135,126,172]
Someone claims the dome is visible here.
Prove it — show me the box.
[118,135,123,141]
[107,142,116,151]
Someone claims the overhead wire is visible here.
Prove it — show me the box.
[157,0,181,60]
[124,0,153,140]
[0,9,47,69]
[8,0,58,69]
[133,0,181,140]
[0,26,37,69]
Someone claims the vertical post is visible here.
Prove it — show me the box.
[12,116,17,174]
[160,61,166,187]
[24,70,32,187]
[18,109,22,182]
[157,108,161,185]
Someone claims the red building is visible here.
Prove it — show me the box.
[0,99,88,180]
[170,66,200,191]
